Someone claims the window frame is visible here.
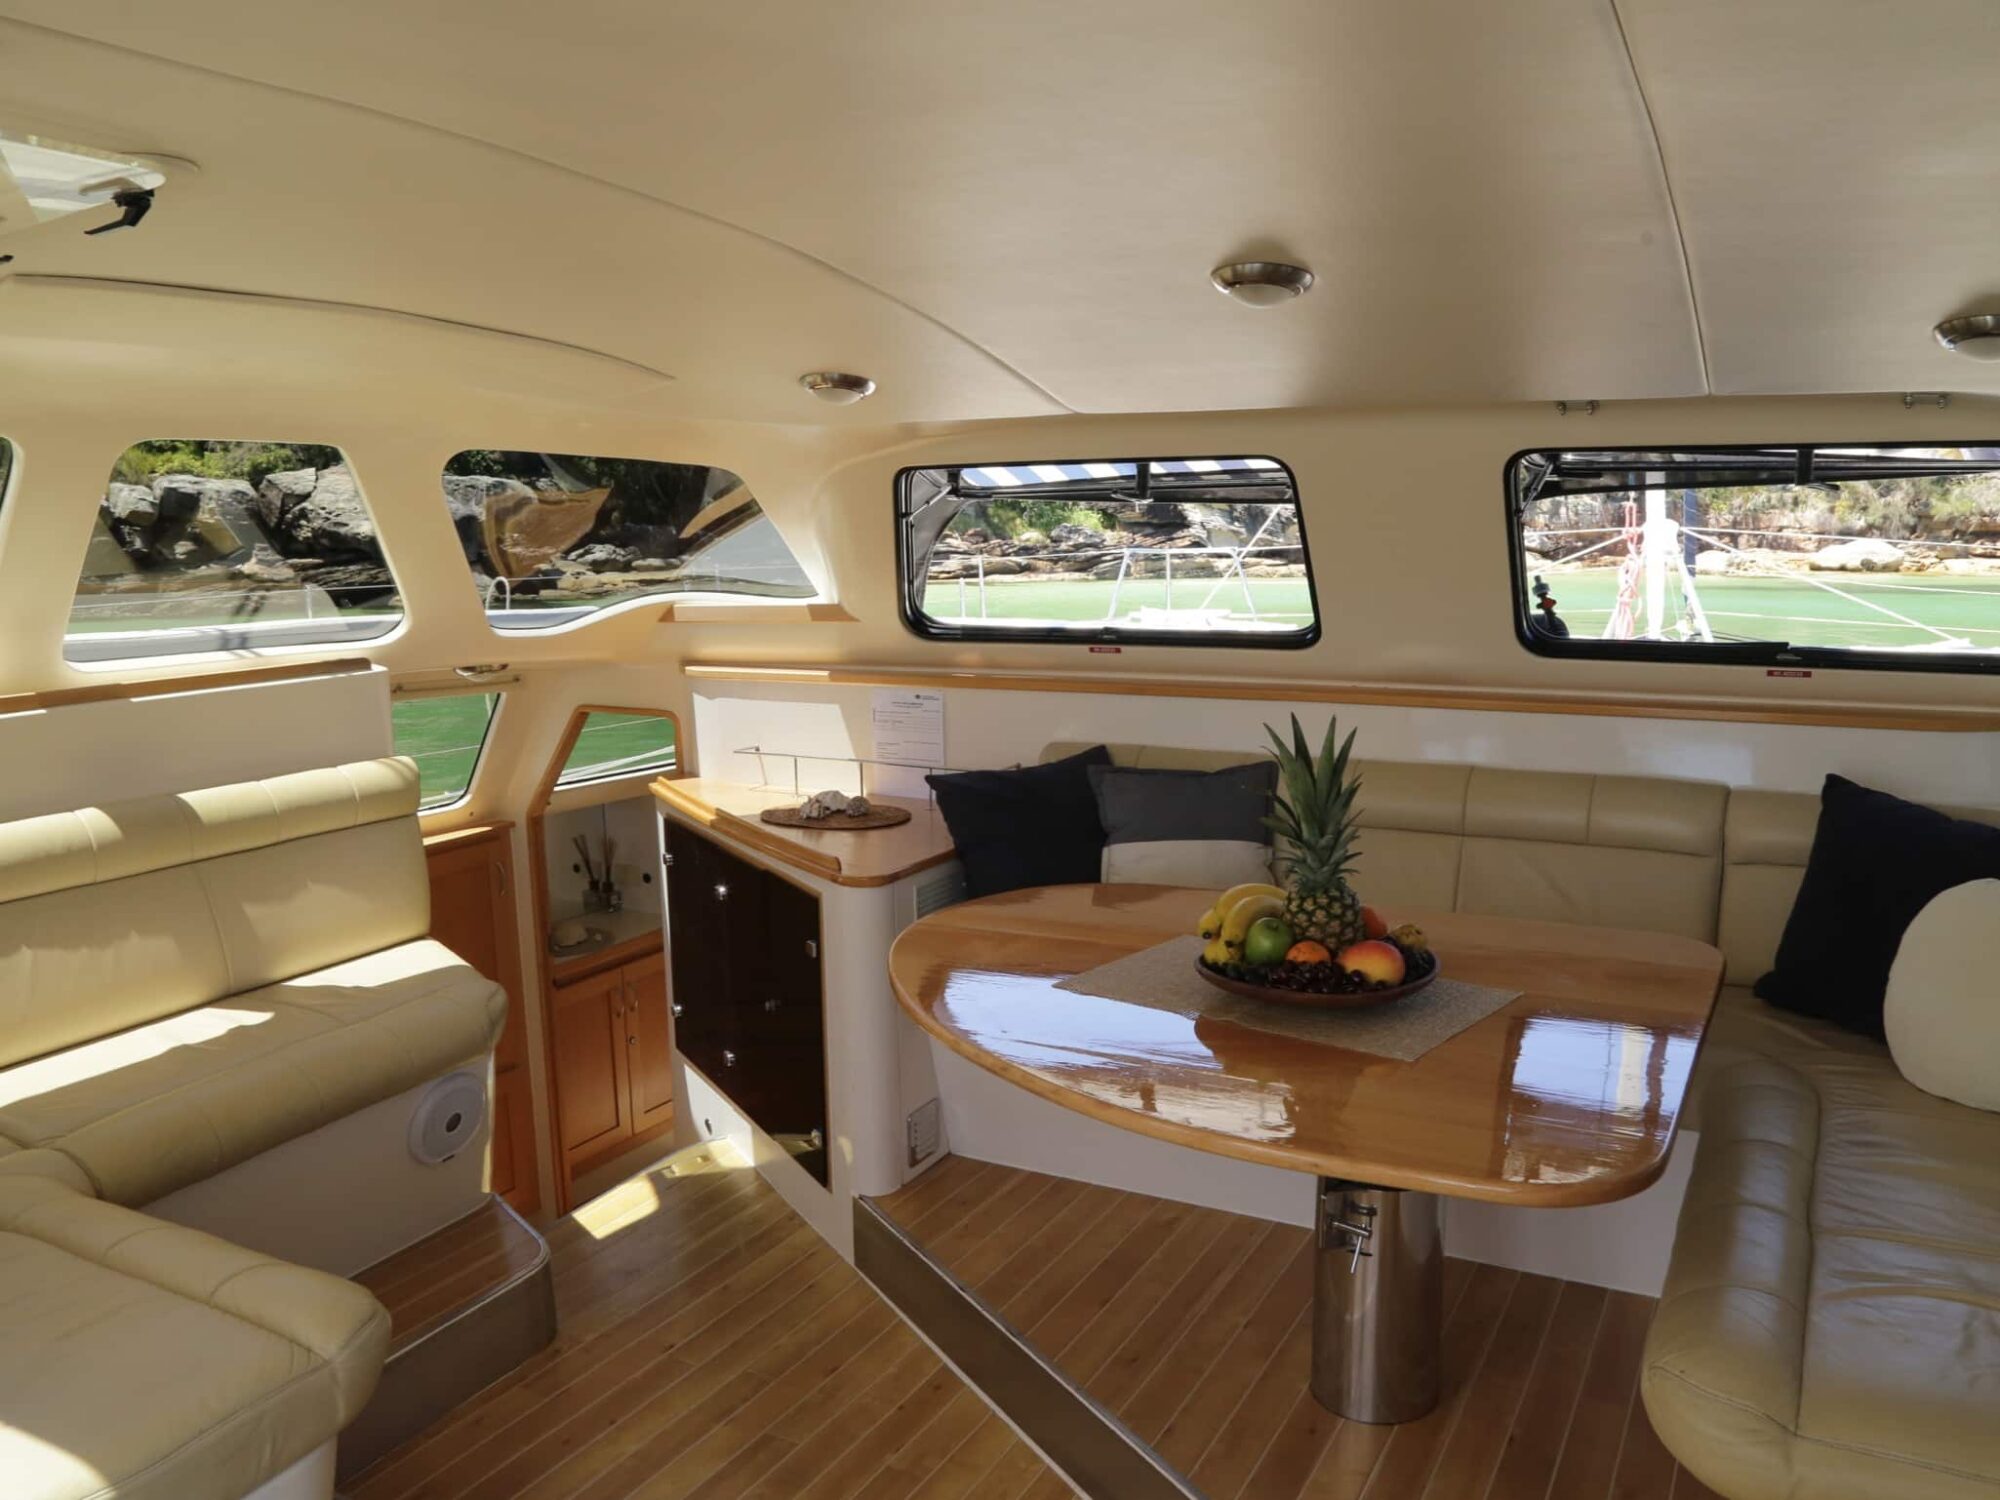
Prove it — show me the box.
[1505,441,2000,679]
[894,454,1322,650]
[392,687,504,814]
[551,707,680,791]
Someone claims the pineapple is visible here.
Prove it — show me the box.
[1264,713,1367,948]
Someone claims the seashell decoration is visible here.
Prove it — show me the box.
[798,789,873,821]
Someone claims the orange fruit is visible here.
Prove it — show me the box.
[1285,940,1333,964]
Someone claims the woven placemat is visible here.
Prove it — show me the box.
[1054,934,1521,1063]
[759,804,912,830]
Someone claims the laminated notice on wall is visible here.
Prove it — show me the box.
[871,689,945,790]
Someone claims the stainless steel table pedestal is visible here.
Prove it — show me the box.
[1311,1177,1444,1423]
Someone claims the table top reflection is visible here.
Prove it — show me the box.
[888,885,1723,1207]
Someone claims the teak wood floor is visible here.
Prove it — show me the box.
[874,1155,1727,1500]
[346,1145,1065,1500]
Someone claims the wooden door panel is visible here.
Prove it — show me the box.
[625,952,676,1131]
[427,832,528,1071]
[551,969,631,1162]
[490,1064,531,1202]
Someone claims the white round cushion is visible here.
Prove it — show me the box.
[1884,878,2000,1112]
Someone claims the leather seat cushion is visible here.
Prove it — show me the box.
[1645,1044,2000,1499]
[0,939,505,1204]
[0,1174,387,1500]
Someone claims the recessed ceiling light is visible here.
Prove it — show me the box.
[799,371,876,404]
[1210,261,1315,308]
[1934,314,2000,361]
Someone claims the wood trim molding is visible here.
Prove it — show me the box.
[681,661,2000,733]
[421,820,515,850]
[657,601,857,624]
[0,657,374,716]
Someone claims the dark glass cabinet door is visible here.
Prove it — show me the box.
[664,819,828,1185]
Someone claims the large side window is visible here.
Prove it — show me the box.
[896,457,1318,647]
[441,450,814,630]
[391,692,501,810]
[1511,445,2000,673]
[66,440,400,662]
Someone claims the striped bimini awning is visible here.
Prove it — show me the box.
[956,457,1284,490]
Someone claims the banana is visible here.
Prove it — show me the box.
[1213,882,1285,923]
[1220,893,1285,947]
[1196,904,1224,939]
[1200,936,1233,968]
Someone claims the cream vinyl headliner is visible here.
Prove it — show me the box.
[0,0,1992,420]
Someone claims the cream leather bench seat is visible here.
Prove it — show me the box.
[1642,788,2000,1500]
[1047,742,1729,941]
[0,1172,388,1500]
[0,758,505,1204]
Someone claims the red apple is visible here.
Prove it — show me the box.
[1362,905,1389,940]
[1336,939,1407,986]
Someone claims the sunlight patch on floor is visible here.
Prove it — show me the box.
[570,1140,750,1241]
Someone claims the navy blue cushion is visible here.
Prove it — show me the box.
[926,746,1112,899]
[1756,774,2000,1038]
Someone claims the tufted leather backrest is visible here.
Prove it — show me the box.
[1043,743,1728,941]
[0,759,427,1069]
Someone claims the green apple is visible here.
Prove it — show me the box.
[1242,915,1295,967]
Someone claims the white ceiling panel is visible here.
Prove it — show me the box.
[1619,0,2000,397]
[0,1,1705,416]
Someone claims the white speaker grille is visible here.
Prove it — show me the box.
[408,1071,488,1165]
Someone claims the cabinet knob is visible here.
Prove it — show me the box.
[763,998,780,1012]
[723,1050,738,1067]
[628,1034,637,1045]
[712,883,730,902]
[670,1002,684,1018]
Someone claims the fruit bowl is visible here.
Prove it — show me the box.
[1194,945,1440,1010]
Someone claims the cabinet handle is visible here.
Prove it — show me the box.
[723,1050,738,1067]
[763,998,780,1012]
[804,939,818,960]
[712,882,729,902]
[670,1001,684,1018]
[493,860,508,896]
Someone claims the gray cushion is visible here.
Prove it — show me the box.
[1088,761,1277,888]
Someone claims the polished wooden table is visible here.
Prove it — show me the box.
[888,884,1723,1421]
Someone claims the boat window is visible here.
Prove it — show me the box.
[65,441,400,663]
[441,450,814,630]
[1510,445,2000,674]
[392,691,501,810]
[555,710,678,788]
[896,457,1318,647]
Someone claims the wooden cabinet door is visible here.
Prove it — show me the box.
[550,967,632,1165]
[665,822,735,1081]
[623,952,676,1132]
